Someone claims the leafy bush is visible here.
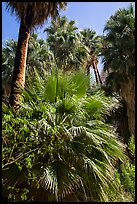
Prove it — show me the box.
[2,70,126,202]
[107,135,135,202]
[120,135,135,198]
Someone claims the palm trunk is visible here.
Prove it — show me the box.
[86,65,90,76]
[96,67,102,84]
[9,16,30,110]
[93,68,99,84]
[92,58,100,84]
[92,62,99,84]
[86,64,91,88]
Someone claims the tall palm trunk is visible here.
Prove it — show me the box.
[92,61,99,84]
[96,67,102,84]
[86,64,90,76]
[9,16,31,110]
[93,68,99,84]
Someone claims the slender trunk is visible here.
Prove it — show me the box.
[86,64,90,76]
[92,62,99,84]
[92,57,100,84]
[86,64,91,88]
[55,68,58,103]
[9,16,30,110]
[96,67,102,84]
[93,68,99,84]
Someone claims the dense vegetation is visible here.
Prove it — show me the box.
[2,2,135,202]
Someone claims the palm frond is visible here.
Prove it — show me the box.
[6,2,67,28]
[39,161,81,201]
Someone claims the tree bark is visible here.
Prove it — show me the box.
[121,76,135,137]
[9,16,30,110]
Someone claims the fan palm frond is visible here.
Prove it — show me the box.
[38,161,81,201]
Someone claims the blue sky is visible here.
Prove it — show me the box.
[2,2,135,72]
[2,2,134,41]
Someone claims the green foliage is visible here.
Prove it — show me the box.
[6,2,67,28]
[120,135,135,197]
[3,4,134,201]
[2,40,17,83]
[46,16,88,71]
[120,160,135,196]
[80,28,102,56]
[107,135,135,202]
[101,3,135,92]
[2,34,55,89]
[24,68,89,103]
[2,70,126,202]
[128,134,135,157]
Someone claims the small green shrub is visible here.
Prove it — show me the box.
[107,135,135,202]
[120,135,135,199]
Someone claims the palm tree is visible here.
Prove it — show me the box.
[2,40,17,82]
[26,33,55,75]
[101,3,135,136]
[80,28,102,84]
[2,40,17,96]
[101,3,135,81]
[2,35,55,98]
[2,68,125,202]
[45,16,88,71]
[6,2,67,110]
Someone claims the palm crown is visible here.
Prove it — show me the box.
[45,16,88,71]
[6,2,67,28]
[102,3,135,77]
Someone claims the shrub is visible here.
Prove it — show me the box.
[2,70,126,202]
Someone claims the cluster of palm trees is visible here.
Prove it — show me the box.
[2,2,135,202]
[3,2,105,111]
